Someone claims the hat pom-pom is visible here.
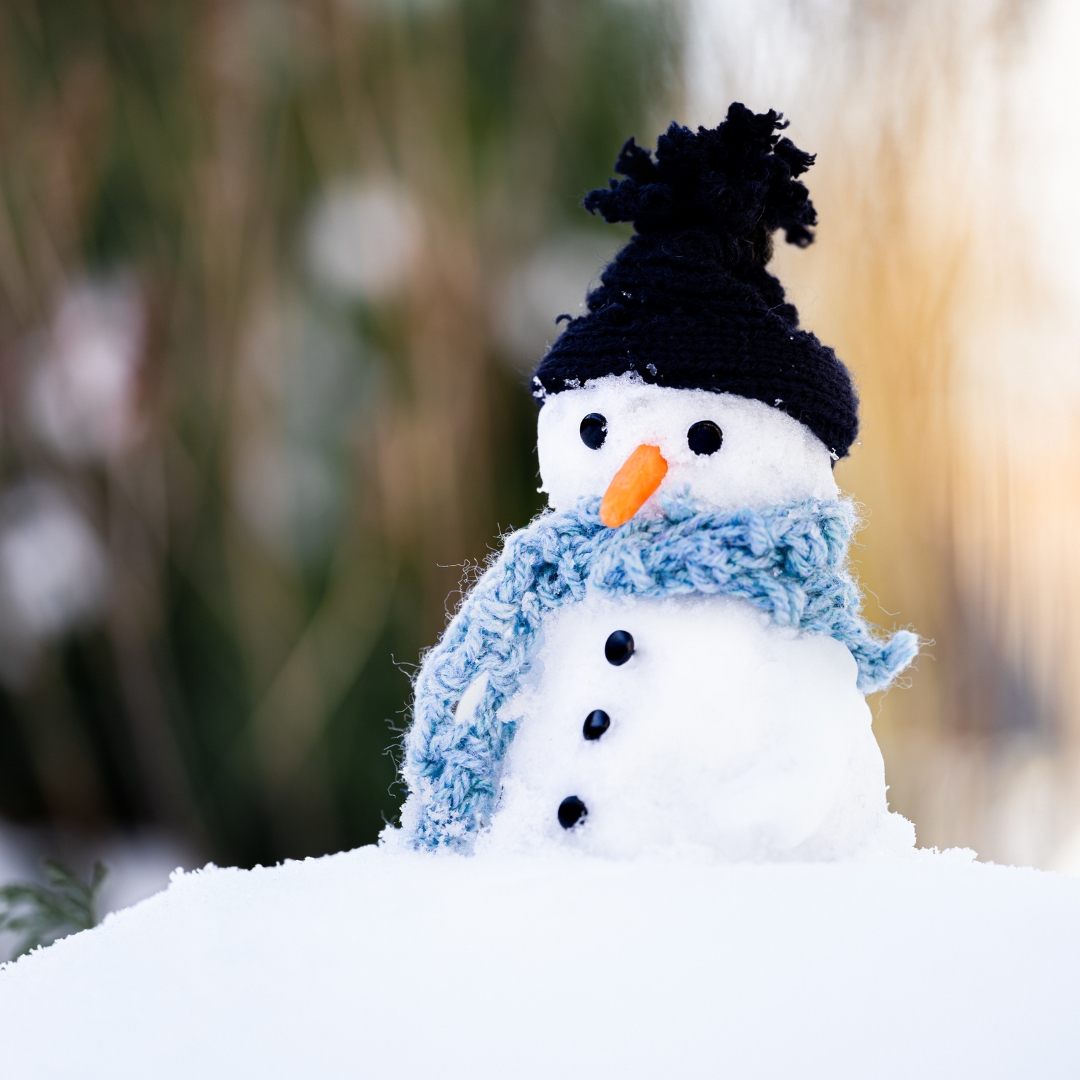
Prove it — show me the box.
[583,103,817,260]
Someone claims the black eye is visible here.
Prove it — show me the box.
[579,413,607,450]
[687,420,723,456]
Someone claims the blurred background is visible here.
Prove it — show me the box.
[1,0,1079,934]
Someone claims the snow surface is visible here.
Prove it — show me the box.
[482,593,912,860]
[1,844,1079,1079]
[537,374,838,515]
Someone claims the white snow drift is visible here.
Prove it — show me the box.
[1,845,1079,1079]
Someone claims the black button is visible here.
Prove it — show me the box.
[558,796,588,829]
[579,413,607,450]
[687,420,723,456]
[583,710,610,740]
[605,630,634,665]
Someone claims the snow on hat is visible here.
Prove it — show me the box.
[531,103,859,459]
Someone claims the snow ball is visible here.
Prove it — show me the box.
[483,592,912,861]
[537,372,839,514]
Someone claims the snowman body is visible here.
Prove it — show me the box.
[482,591,909,858]
[478,374,914,859]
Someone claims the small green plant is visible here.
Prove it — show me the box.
[0,860,108,959]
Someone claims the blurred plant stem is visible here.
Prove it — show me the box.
[0,0,678,865]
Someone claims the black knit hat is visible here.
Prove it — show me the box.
[531,103,859,459]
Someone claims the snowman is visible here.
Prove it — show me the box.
[398,104,919,859]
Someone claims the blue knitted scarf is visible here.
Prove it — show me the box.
[401,494,918,850]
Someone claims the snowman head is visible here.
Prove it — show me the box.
[537,374,838,521]
[531,105,858,525]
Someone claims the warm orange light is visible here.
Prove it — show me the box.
[599,444,668,528]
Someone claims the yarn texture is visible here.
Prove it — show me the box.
[401,494,918,850]
[532,103,860,459]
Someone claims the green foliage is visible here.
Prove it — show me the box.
[0,860,108,959]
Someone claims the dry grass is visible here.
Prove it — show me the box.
[705,0,1080,865]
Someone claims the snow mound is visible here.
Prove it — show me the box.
[1,845,1078,1079]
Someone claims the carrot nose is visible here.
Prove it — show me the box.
[599,444,669,528]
